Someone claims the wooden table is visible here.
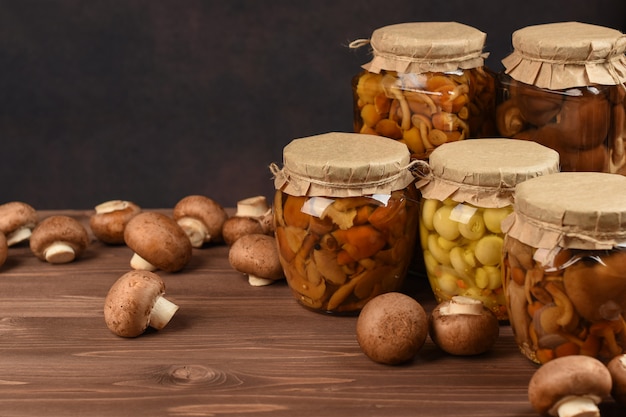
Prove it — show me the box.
[1,210,623,417]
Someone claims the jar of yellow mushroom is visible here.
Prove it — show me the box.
[270,132,420,314]
[415,139,559,321]
[350,22,497,160]
[502,172,626,365]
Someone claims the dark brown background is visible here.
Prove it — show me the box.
[1,0,624,209]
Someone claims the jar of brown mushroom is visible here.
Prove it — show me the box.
[270,132,420,314]
[350,22,496,160]
[502,172,626,365]
[496,22,626,174]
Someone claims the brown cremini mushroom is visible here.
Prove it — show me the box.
[0,232,7,268]
[29,215,90,264]
[172,195,228,248]
[228,233,283,286]
[222,195,274,246]
[429,296,499,356]
[528,355,612,417]
[607,354,626,406]
[0,201,38,246]
[124,211,192,273]
[89,200,141,244]
[103,270,178,337]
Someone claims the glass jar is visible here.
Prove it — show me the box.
[502,172,626,364]
[350,22,496,160]
[496,22,626,174]
[415,139,559,321]
[270,132,419,314]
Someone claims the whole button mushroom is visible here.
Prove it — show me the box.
[0,233,7,268]
[429,296,499,356]
[172,195,228,248]
[222,195,274,246]
[89,200,141,244]
[607,354,626,406]
[528,355,612,417]
[228,233,284,286]
[124,211,192,273]
[29,215,90,264]
[104,270,178,337]
[0,201,38,246]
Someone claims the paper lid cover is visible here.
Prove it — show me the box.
[271,132,416,197]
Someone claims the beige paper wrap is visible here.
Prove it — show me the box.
[350,22,488,74]
[271,132,416,197]
[502,172,626,250]
[415,139,560,208]
[502,21,626,90]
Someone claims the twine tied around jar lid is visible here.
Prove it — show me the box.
[270,132,419,197]
[349,22,489,74]
[414,139,560,208]
[502,172,626,253]
[502,21,626,90]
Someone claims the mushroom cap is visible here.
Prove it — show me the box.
[89,200,141,244]
[528,355,612,416]
[0,201,38,243]
[103,270,166,337]
[608,354,626,406]
[222,216,266,246]
[0,232,7,267]
[29,215,90,263]
[228,233,283,280]
[172,195,228,244]
[428,299,500,356]
[124,211,192,272]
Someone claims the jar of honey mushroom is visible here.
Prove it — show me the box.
[270,132,420,314]
[415,139,560,320]
[496,22,626,174]
[350,22,496,160]
[502,172,626,364]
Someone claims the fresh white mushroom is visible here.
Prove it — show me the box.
[29,215,90,264]
[172,195,228,248]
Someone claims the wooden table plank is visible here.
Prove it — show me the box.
[0,210,623,416]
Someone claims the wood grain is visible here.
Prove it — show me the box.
[0,210,623,417]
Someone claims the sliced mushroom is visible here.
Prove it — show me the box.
[0,201,38,246]
[172,195,228,248]
[29,215,90,264]
[89,200,141,244]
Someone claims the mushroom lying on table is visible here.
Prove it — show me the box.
[0,201,38,246]
[222,195,274,246]
[104,270,178,337]
[124,211,192,273]
[89,200,141,244]
[172,195,228,248]
[29,215,90,264]
[608,354,626,406]
[228,233,283,286]
[0,232,7,268]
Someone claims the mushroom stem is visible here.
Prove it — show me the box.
[94,199,132,214]
[7,227,32,246]
[441,296,483,315]
[149,295,179,330]
[130,252,157,271]
[177,217,210,248]
[247,275,276,287]
[553,395,601,417]
[236,196,270,218]
[44,241,76,264]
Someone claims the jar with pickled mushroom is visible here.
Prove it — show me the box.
[270,132,419,314]
[496,22,626,174]
[350,22,496,160]
[415,139,559,321]
[502,172,626,365]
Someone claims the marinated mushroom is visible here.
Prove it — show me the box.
[222,195,274,246]
[103,270,178,338]
[228,233,284,286]
[356,292,428,365]
[89,200,141,244]
[124,211,192,273]
[0,201,38,246]
[528,355,612,417]
[607,354,626,406]
[172,195,228,248]
[29,215,90,264]
[429,296,499,356]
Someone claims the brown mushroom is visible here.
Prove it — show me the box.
[172,195,228,248]
[556,91,610,151]
[511,80,563,127]
[0,201,38,246]
[222,195,274,246]
[124,211,192,273]
[528,355,612,417]
[89,200,141,244]
[429,296,499,356]
[103,270,178,337]
[0,232,7,268]
[607,354,626,406]
[29,215,90,264]
[228,233,283,286]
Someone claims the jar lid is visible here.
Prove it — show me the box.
[351,22,488,74]
[502,172,626,251]
[415,139,560,208]
[271,132,416,197]
[502,21,626,89]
